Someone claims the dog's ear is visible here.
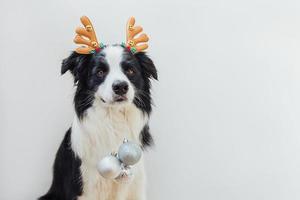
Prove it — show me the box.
[61,52,89,83]
[135,53,158,80]
[61,51,82,75]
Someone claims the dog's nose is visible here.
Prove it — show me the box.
[112,81,129,95]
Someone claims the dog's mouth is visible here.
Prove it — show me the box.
[101,96,128,104]
[114,95,128,103]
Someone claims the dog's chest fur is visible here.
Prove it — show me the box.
[71,101,147,200]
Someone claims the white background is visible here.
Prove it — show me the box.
[1,0,300,199]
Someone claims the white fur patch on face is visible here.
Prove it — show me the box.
[96,46,135,105]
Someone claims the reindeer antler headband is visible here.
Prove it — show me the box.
[73,16,149,54]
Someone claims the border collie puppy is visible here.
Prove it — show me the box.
[39,44,157,200]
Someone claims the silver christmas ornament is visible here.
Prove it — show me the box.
[97,155,122,179]
[118,140,142,166]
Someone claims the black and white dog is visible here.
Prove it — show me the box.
[39,45,157,200]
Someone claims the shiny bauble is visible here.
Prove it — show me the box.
[97,155,122,179]
[118,141,142,166]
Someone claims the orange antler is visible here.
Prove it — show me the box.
[125,17,149,53]
[74,16,103,54]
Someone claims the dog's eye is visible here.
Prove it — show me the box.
[97,70,105,78]
[126,68,135,76]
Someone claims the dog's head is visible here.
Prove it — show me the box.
[61,45,157,118]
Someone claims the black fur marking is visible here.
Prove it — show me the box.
[124,51,158,115]
[61,51,109,118]
[140,124,154,148]
[73,84,95,119]
[38,129,82,200]
[134,52,158,80]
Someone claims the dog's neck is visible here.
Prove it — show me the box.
[71,100,148,160]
